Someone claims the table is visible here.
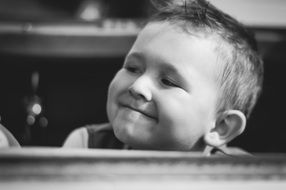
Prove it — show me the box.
[1,148,286,190]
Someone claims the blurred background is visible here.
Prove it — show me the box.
[0,0,285,153]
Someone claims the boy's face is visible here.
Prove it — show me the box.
[107,22,220,151]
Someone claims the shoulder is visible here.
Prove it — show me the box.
[62,123,112,148]
[213,146,252,157]
[62,126,89,148]
[85,123,113,134]
[86,123,125,149]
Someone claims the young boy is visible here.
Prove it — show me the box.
[63,0,263,156]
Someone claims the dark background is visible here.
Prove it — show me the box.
[0,0,285,153]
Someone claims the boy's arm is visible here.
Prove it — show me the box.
[62,127,88,148]
[0,124,20,148]
[0,129,9,148]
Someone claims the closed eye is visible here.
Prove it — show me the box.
[161,78,180,88]
[125,65,141,74]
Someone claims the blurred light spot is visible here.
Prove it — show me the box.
[27,115,35,125]
[80,1,102,21]
[32,103,42,115]
[39,117,48,128]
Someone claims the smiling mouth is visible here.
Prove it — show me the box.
[121,104,157,120]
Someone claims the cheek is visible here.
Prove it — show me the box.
[107,73,123,119]
[153,96,206,150]
[107,71,133,120]
[157,92,213,136]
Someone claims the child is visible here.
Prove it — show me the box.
[63,0,263,156]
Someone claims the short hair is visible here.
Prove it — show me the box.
[148,0,264,118]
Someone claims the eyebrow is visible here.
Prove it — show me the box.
[125,52,145,63]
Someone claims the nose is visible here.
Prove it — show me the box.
[128,76,152,102]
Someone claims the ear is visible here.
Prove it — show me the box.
[204,110,246,148]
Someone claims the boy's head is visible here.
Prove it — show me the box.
[106,0,263,152]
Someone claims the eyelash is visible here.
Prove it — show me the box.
[161,77,180,88]
[124,64,181,89]
[125,65,141,74]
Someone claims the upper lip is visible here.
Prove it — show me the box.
[120,103,157,120]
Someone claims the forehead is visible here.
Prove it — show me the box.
[129,22,221,84]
